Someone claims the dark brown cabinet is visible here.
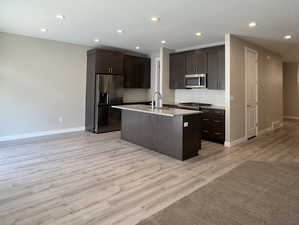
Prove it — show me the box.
[123,55,150,88]
[202,108,225,143]
[88,49,123,75]
[186,50,207,75]
[169,45,225,90]
[170,53,186,89]
[207,46,225,90]
[85,48,151,132]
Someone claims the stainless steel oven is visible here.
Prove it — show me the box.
[185,74,207,88]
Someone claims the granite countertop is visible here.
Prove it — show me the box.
[165,104,226,111]
[112,104,202,117]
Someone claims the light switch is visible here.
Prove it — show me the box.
[184,122,189,127]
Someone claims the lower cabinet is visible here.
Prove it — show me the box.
[202,108,225,143]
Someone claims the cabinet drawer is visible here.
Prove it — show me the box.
[201,108,225,143]
[212,131,225,141]
[212,109,225,116]
[202,129,210,139]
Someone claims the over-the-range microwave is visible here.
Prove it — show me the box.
[185,74,207,88]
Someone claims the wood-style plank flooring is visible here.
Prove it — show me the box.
[0,120,299,225]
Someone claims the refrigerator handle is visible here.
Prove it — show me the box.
[106,93,109,104]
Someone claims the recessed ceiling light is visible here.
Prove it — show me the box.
[249,21,257,28]
[56,14,65,20]
[40,28,48,32]
[117,29,124,34]
[284,35,292,39]
[151,17,160,22]
[94,38,100,43]
[136,46,140,50]
[161,40,166,44]
[195,32,202,36]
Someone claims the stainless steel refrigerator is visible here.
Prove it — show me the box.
[94,74,124,133]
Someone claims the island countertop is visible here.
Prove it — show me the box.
[112,104,202,117]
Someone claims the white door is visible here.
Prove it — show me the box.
[245,48,258,139]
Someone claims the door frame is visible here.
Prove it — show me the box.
[244,47,258,139]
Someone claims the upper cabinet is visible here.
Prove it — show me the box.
[123,55,151,89]
[206,46,225,90]
[169,45,225,90]
[87,48,151,89]
[170,53,186,89]
[88,49,123,75]
[186,50,208,75]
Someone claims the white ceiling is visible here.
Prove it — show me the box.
[1,0,299,61]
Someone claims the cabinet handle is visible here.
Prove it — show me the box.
[214,120,221,123]
[203,118,209,121]
[111,67,113,73]
[215,132,222,135]
[203,130,209,133]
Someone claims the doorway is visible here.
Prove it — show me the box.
[245,47,258,139]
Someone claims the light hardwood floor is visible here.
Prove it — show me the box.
[0,120,299,225]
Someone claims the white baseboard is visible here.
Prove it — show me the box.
[0,127,85,142]
[284,116,299,120]
[257,126,273,136]
[224,137,247,147]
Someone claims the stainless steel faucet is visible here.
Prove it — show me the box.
[151,91,162,109]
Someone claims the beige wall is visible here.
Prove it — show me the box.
[283,63,299,118]
[0,32,89,137]
[160,48,175,104]
[229,35,283,142]
[0,32,150,138]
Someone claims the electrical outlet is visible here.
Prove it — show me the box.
[58,116,63,124]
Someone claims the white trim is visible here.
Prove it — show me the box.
[244,47,258,139]
[257,126,273,136]
[0,127,85,142]
[175,41,225,53]
[225,33,231,144]
[284,116,299,120]
[224,137,247,147]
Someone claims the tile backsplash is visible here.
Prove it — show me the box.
[175,89,226,106]
[123,89,150,103]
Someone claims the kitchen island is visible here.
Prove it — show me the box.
[112,104,202,160]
